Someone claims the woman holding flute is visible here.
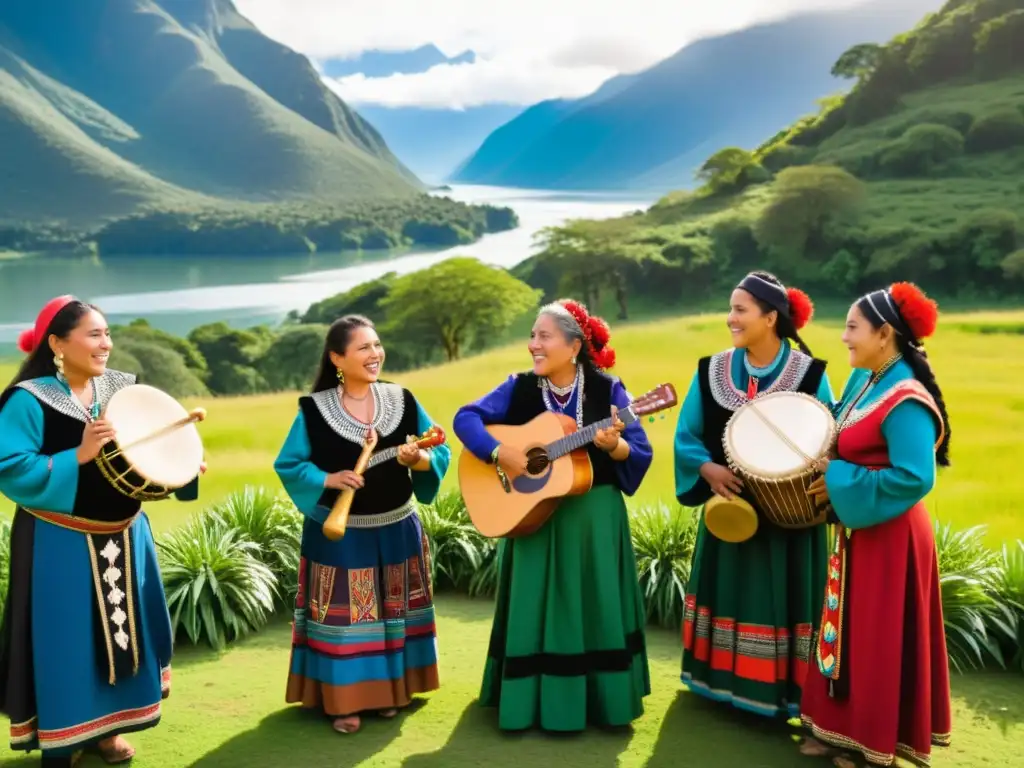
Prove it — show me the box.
[273,314,450,735]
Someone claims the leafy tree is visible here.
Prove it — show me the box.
[258,325,328,392]
[975,10,1024,76]
[1002,249,1024,282]
[831,43,884,80]
[117,341,209,398]
[187,322,271,394]
[754,165,867,267]
[301,273,398,324]
[696,148,758,192]
[379,257,541,362]
[113,319,208,376]
[879,123,965,176]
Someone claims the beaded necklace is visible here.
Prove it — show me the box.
[58,373,100,422]
[836,354,902,428]
[541,363,584,428]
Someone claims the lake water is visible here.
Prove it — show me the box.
[0,185,653,348]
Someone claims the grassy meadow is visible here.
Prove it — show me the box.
[2,308,1023,544]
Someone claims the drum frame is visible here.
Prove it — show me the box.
[721,391,837,530]
[95,443,182,501]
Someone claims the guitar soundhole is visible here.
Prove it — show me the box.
[525,448,549,475]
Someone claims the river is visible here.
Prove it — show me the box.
[0,185,653,348]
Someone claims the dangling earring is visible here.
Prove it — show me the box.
[571,355,577,365]
[54,353,65,376]
[336,367,344,386]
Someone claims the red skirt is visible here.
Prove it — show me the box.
[801,503,951,766]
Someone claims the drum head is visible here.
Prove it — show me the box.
[105,384,203,488]
[724,391,835,478]
[704,495,758,543]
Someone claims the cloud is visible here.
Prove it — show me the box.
[235,0,880,108]
[325,57,618,109]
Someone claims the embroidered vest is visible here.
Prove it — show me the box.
[298,382,421,516]
[504,370,620,489]
[678,349,827,508]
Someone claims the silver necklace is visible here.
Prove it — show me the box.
[541,364,584,427]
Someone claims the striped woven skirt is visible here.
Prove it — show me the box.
[286,504,440,716]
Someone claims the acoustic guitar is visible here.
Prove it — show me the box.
[322,425,447,541]
[459,383,677,538]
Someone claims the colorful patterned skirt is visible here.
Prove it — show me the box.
[801,504,951,766]
[480,484,650,732]
[286,503,440,716]
[0,508,172,761]
[681,510,827,718]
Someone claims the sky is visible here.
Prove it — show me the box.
[234,0,876,110]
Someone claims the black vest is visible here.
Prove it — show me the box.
[298,382,421,516]
[2,371,140,521]
[678,349,827,509]
[504,370,620,489]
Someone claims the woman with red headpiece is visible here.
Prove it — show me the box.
[673,271,834,720]
[452,299,654,732]
[0,297,202,767]
[799,283,952,768]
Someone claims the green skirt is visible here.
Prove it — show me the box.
[480,484,651,732]
[680,512,827,718]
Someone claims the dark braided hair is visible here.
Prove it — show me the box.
[856,291,951,467]
[741,271,814,356]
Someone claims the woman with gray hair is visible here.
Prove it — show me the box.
[453,298,654,733]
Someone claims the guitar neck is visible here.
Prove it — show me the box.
[545,407,638,460]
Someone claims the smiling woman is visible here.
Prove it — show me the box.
[272,314,451,736]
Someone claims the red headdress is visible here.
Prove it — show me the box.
[785,287,814,331]
[17,295,77,355]
[889,282,938,340]
[559,299,616,371]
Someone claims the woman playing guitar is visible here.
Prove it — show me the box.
[452,299,654,733]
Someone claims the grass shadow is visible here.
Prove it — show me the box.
[949,671,1024,736]
[644,690,804,768]
[401,701,634,768]
[167,615,296,671]
[186,702,413,767]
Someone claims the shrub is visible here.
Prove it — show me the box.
[631,503,699,629]
[417,490,489,591]
[118,341,210,398]
[157,514,278,650]
[993,541,1024,671]
[0,517,11,609]
[759,144,814,173]
[1002,249,1024,282]
[878,123,965,176]
[205,487,303,607]
[966,109,1024,153]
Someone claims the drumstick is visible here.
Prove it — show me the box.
[115,408,207,452]
[746,401,814,464]
[322,428,376,541]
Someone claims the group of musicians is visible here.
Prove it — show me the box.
[0,272,952,768]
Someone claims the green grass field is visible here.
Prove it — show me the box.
[1,596,1021,767]
[2,310,1023,544]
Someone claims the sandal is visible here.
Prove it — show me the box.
[799,737,834,758]
[378,709,398,718]
[95,735,136,764]
[833,756,859,768]
[332,715,361,734]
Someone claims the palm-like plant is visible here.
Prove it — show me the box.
[206,486,303,607]
[934,522,1011,672]
[0,516,11,609]
[630,502,699,629]
[158,515,277,650]
[418,490,488,591]
[991,540,1024,671]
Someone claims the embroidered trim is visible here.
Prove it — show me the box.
[36,702,161,751]
[342,497,416,528]
[839,379,944,447]
[707,349,813,411]
[310,382,405,445]
[16,370,135,422]
[22,508,138,534]
[800,717,945,766]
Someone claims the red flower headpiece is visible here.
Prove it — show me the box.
[17,295,76,355]
[559,299,616,371]
[786,287,814,331]
[890,282,938,340]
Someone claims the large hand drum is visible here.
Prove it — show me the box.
[95,384,205,501]
[721,391,836,534]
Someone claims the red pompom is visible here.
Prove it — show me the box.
[786,288,814,331]
[587,315,611,347]
[560,299,590,333]
[592,345,616,371]
[17,328,36,354]
[890,282,938,339]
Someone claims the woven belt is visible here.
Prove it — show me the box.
[22,507,139,535]
[341,497,416,529]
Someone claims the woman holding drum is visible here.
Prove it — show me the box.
[0,296,203,767]
[273,314,450,735]
[799,283,952,768]
[673,271,834,720]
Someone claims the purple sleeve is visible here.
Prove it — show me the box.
[452,374,518,462]
[612,379,654,496]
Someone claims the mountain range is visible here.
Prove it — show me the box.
[450,0,943,191]
[0,0,421,225]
